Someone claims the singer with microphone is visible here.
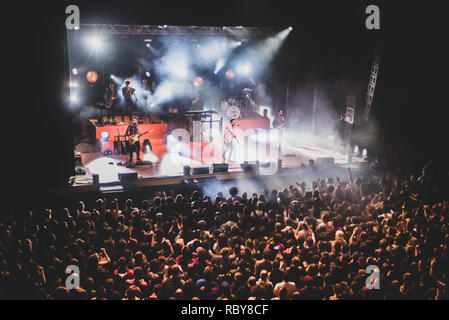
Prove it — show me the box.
[223,119,239,163]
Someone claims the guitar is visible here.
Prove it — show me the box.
[127,129,154,144]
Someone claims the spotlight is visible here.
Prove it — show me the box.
[193,77,203,87]
[362,148,368,160]
[86,71,98,83]
[225,69,235,79]
[100,131,109,142]
[72,68,78,75]
[145,68,151,78]
[87,35,103,51]
[146,43,151,48]
[110,74,114,79]
[69,95,78,103]
[237,41,242,45]
[214,58,225,74]
[87,35,103,50]
[163,25,168,29]
[288,26,293,31]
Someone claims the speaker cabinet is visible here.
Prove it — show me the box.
[192,166,210,175]
[241,161,259,172]
[118,172,138,182]
[212,163,228,173]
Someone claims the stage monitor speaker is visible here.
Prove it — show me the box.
[183,165,191,176]
[241,161,259,172]
[118,172,138,183]
[316,157,335,166]
[92,173,99,185]
[212,163,228,173]
[192,166,210,175]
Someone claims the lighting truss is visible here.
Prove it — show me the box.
[77,24,278,37]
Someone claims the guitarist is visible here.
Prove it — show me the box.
[104,83,118,123]
[272,109,285,151]
[125,117,141,163]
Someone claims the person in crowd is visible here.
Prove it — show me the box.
[0,161,448,300]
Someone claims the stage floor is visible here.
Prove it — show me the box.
[73,141,366,186]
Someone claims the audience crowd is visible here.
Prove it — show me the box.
[1,161,448,300]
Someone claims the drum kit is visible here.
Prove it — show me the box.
[220,97,241,112]
[220,88,253,117]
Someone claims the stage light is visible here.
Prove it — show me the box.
[193,77,203,87]
[100,131,109,142]
[214,58,226,74]
[69,95,78,103]
[288,26,293,31]
[145,68,151,78]
[354,145,359,156]
[87,35,103,50]
[362,148,368,159]
[72,68,78,75]
[225,69,235,79]
[146,43,151,48]
[110,75,114,79]
[163,25,168,29]
[237,41,242,45]
[86,71,99,83]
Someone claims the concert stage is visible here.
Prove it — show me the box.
[69,140,367,193]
